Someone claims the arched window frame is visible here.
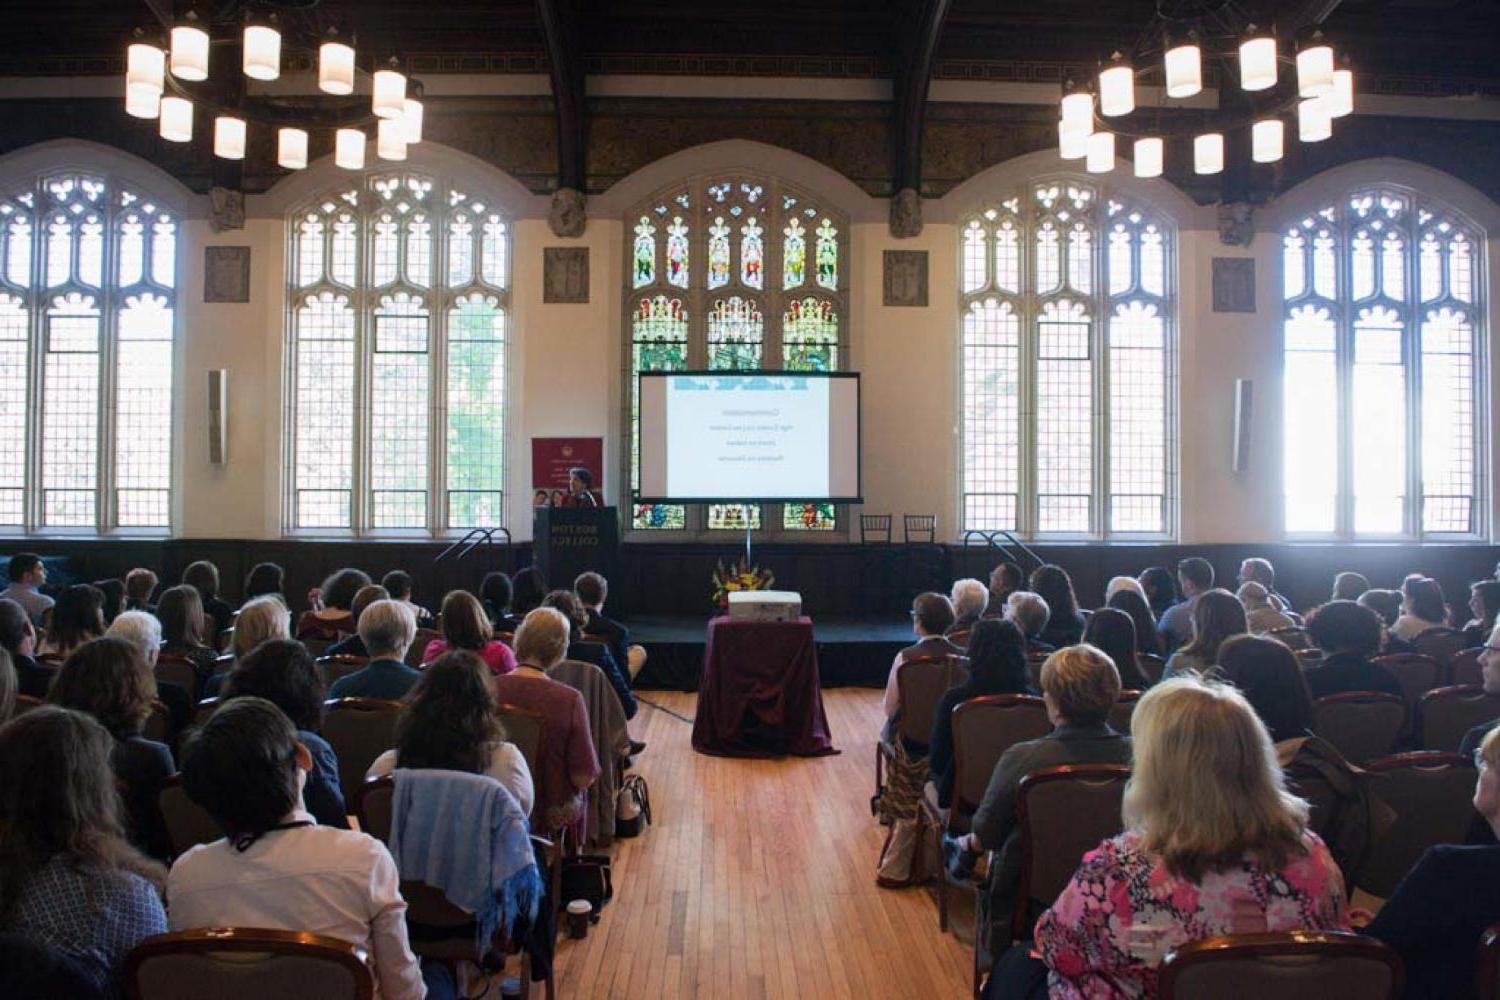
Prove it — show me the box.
[282,171,511,537]
[0,163,180,535]
[958,175,1178,540]
[623,173,850,538]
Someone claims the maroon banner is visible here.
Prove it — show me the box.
[531,437,604,492]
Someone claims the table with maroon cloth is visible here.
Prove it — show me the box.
[691,615,838,758]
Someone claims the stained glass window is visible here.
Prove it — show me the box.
[959,181,1175,537]
[0,172,176,532]
[625,175,847,535]
[286,172,509,534]
[1282,186,1486,537]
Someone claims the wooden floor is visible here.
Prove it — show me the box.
[551,688,974,999]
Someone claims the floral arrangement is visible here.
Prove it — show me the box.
[711,556,775,610]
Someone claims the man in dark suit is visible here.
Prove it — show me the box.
[574,571,646,683]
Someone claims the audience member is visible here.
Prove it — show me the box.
[1458,621,1500,758]
[1237,580,1299,635]
[481,571,519,631]
[1083,607,1151,689]
[1367,722,1500,1000]
[328,600,420,701]
[368,650,534,817]
[948,578,989,636]
[297,567,372,640]
[422,590,517,675]
[1238,557,1289,610]
[0,707,167,995]
[542,589,636,723]
[106,609,191,732]
[156,583,220,685]
[1030,565,1085,648]
[994,677,1346,999]
[220,639,348,829]
[38,583,105,659]
[123,568,158,614]
[1304,600,1402,699]
[1463,580,1500,648]
[1004,591,1053,655]
[0,597,51,698]
[1104,575,1145,603]
[182,560,234,637]
[381,569,434,628]
[323,584,389,659]
[1164,589,1247,680]
[986,562,1025,617]
[882,592,963,726]
[510,567,546,617]
[168,698,426,1000]
[1157,557,1213,654]
[1137,565,1178,621]
[1359,588,1402,629]
[1332,571,1371,602]
[243,561,286,605]
[0,648,13,724]
[1217,634,1315,743]
[203,594,293,698]
[1390,574,1448,643]
[927,619,1032,809]
[93,579,126,626]
[1,552,53,626]
[48,637,174,858]
[495,608,600,832]
[575,570,647,681]
[1106,588,1160,657]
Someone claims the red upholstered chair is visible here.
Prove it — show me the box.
[155,773,223,861]
[155,655,200,704]
[142,699,172,743]
[872,655,968,813]
[1452,648,1485,690]
[1107,690,1142,735]
[315,655,370,688]
[1359,751,1478,898]
[1411,627,1470,673]
[321,698,402,804]
[1158,931,1402,1000]
[1417,686,1500,753]
[1312,692,1405,764]
[1268,626,1312,650]
[1372,653,1444,714]
[123,928,375,1000]
[1138,653,1166,685]
[406,628,442,668]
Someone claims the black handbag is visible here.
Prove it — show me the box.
[559,854,613,922]
[615,774,652,838]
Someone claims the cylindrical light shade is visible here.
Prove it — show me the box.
[1239,35,1277,91]
[319,41,355,95]
[372,68,407,119]
[169,24,209,81]
[1251,119,1285,162]
[158,96,193,142]
[1060,92,1094,136]
[1297,40,1334,97]
[243,24,281,81]
[377,118,407,161]
[1133,137,1163,178]
[400,98,424,144]
[1298,97,1332,141]
[1058,121,1087,160]
[213,116,246,159]
[1086,131,1115,173]
[1099,63,1135,117]
[277,128,308,170]
[125,83,160,120]
[335,128,365,170]
[127,42,165,93]
[1327,68,1354,117]
[1164,44,1202,99]
[1194,132,1224,174]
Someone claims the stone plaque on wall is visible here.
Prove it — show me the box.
[543,246,590,303]
[203,246,251,303]
[1212,257,1255,313]
[883,250,928,307]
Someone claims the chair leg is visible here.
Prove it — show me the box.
[871,744,885,816]
[518,952,531,1000]
[935,819,949,932]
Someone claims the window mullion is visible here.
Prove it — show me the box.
[430,193,449,538]
[1092,201,1109,540]
[1336,216,1355,539]
[1019,194,1038,540]
[1404,209,1423,539]
[24,179,43,533]
[353,215,372,536]
[97,180,119,533]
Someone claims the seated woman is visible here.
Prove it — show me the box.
[927,619,1031,810]
[1463,580,1500,649]
[220,639,349,829]
[1367,723,1500,1000]
[542,589,635,721]
[296,567,372,641]
[1303,600,1403,700]
[481,571,518,632]
[1082,607,1152,689]
[182,560,235,638]
[38,584,105,660]
[1163,588,1247,680]
[1137,566,1179,622]
[47,637,175,859]
[510,568,546,620]
[422,591,517,676]
[0,706,167,995]
[368,650,534,817]
[124,567,158,614]
[204,594,293,698]
[323,584,389,659]
[1389,574,1448,644]
[993,676,1348,999]
[1030,565,1086,649]
[242,561,286,606]
[1106,588,1160,658]
[1331,571,1371,602]
[156,584,220,687]
[493,608,600,834]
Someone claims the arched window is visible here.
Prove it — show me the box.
[1282,187,1486,537]
[959,180,1175,538]
[625,175,848,535]
[0,171,177,532]
[285,173,509,534]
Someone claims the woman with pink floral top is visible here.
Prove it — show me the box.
[988,676,1348,999]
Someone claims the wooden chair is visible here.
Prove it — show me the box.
[321,698,402,803]
[1411,626,1469,671]
[406,628,442,668]
[859,514,893,544]
[215,627,234,653]
[1158,931,1402,1000]
[1295,646,1326,668]
[1138,653,1166,685]
[315,655,369,688]
[1478,922,1500,1000]
[1312,692,1405,764]
[1453,647,1486,689]
[1359,751,1478,898]
[1417,686,1500,753]
[192,697,219,728]
[494,702,564,845]
[1108,690,1142,735]
[13,693,43,715]
[496,630,516,648]
[1268,625,1312,650]
[142,699,172,743]
[123,927,375,1000]
[155,774,223,860]
[923,694,1050,931]
[1372,653,1444,713]
[301,636,336,659]
[155,655,200,704]
[946,628,973,650]
[902,514,937,543]
[873,655,969,813]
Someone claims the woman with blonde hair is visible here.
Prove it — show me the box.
[203,594,294,698]
[421,590,517,675]
[996,677,1347,999]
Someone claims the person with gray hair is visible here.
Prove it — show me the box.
[327,600,419,700]
[106,610,162,671]
[1004,590,1053,654]
[1237,581,1298,636]
[949,578,989,636]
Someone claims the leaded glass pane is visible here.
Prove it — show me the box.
[961,297,1020,531]
[41,293,100,527]
[447,294,505,528]
[783,297,838,371]
[114,293,172,526]
[631,295,688,530]
[293,292,355,529]
[370,294,430,529]
[0,295,27,523]
[1036,299,1092,532]
[633,216,656,288]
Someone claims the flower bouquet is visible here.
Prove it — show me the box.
[710,556,775,611]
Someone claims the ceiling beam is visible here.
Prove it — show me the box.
[536,0,586,234]
[1283,0,1344,31]
[890,0,951,236]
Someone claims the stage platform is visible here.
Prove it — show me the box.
[630,614,911,691]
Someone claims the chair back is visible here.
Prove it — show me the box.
[1411,627,1469,669]
[949,695,1050,821]
[895,655,970,746]
[192,698,219,728]
[1312,692,1405,763]
[946,628,972,650]
[1138,653,1166,685]
[215,627,234,653]
[1372,653,1443,710]
[156,774,223,860]
[1451,648,1485,689]
[406,629,442,667]
[123,927,375,1000]
[355,774,395,844]
[1479,922,1500,1000]
[1295,646,1325,668]
[1417,685,1500,753]
[1359,751,1478,898]
[301,636,334,659]
[321,698,402,801]
[495,630,516,648]
[155,655,199,703]
[1108,690,1142,735]
[494,702,549,786]
[1014,764,1130,938]
[859,513,893,544]
[14,693,43,715]
[142,699,172,743]
[315,655,369,687]
[1158,931,1402,1000]
[1268,625,1312,650]
[902,513,937,543]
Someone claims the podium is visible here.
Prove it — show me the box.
[533,505,619,590]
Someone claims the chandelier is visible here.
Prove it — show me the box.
[1057,0,1354,178]
[123,3,424,171]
